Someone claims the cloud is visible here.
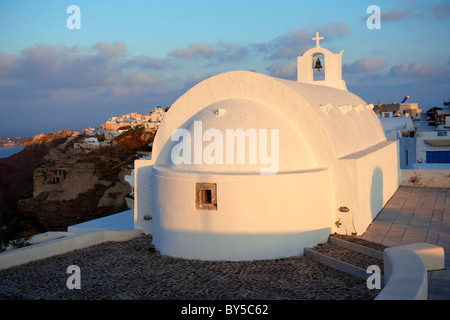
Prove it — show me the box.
[124,55,175,70]
[428,2,450,19]
[267,28,311,59]
[347,61,450,88]
[12,44,117,88]
[361,2,450,23]
[382,9,414,22]
[344,57,387,74]
[389,62,445,78]
[166,23,351,68]
[170,42,215,59]
[0,52,17,76]
[0,41,177,131]
[214,40,249,62]
[128,72,164,86]
[93,41,127,56]
[169,40,249,63]
[317,22,352,37]
[0,21,357,136]
[0,42,173,91]
[169,24,351,65]
[256,23,351,60]
[177,72,219,93]
[184,74,211,86]
[266,61,297,80]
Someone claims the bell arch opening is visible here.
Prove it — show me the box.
[312,53,325,81]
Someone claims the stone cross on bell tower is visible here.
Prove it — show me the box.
[312,32,324,47]
[297,32,347,91]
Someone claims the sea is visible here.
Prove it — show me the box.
[0,146,24,159]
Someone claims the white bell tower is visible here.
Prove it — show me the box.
[297,32,347,91]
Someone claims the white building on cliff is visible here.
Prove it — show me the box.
[133,33,399,261]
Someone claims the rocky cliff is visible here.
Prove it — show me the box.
[0,126,155,242]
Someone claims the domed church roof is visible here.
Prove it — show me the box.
[155,98,317,174]
[152,70,386,174]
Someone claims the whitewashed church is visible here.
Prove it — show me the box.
[133,33,399,261]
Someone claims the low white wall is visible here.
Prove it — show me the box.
[400,169,450,188]
[68,210,135,233]
[378,247,428,300]
[152,165,334,261]
[376,243,445,300]
[0,230,141,271]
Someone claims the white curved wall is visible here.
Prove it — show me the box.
[151,165,334,260]
[152,71,338,169]
[156,98,318,174]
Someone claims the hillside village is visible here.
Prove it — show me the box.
[73,106,168,152]
[0,106,167,243]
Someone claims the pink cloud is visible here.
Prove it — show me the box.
[344,57,387,74]
[169,41,249,63]
[267,61,297,79]
[93,41,127,56]
[170,43,215,59]
[362,3,450,23]
[389,62,444,78]
[262,23,351,60]
[430,2,450,19]
[382,9,414,22]
[128,72,164,86]
[0,52,16,76]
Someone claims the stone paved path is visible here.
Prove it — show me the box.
[362,186,450,300]
[0,235,379,300]
[1,186,448,301]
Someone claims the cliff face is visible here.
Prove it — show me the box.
[33,161,100,201]
[0,130,79,241]
[112,126,154,149]
[0,126,155,242]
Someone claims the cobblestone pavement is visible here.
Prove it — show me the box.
[0,235,380,300]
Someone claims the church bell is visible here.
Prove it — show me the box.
[314,57,322,71]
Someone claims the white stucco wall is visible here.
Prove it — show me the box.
[134,70,399,261]
[379,117,414,140]
[151,165,334,261]
[332,140,399,235]
[400,169,450,188]
[134,159,153,234]
[297,47,347,91]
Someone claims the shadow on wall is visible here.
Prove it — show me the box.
[153,227,332,261]
[370,166,384,220]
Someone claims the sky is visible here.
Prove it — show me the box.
[0,0,449,138]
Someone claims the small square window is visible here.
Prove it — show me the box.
[202,189,212,204]
[195,183,217,210]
